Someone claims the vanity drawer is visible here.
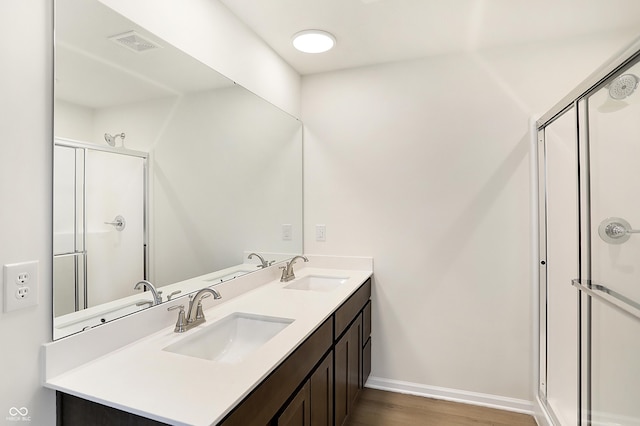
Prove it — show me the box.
[363,300,372,341]
[334,278,371,340]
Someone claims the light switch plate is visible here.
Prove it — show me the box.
[282,224,292,241]
[3,261,38,312]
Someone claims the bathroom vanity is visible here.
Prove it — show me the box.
[45,257,373,426]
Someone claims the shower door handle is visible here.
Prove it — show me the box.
[104,215,126,231]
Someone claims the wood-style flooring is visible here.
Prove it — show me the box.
[345,388,537,426]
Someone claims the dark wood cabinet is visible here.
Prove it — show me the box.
[335,314,361,426]
[362,339,371,388]
[309,352,333,426]
[277,382,311,426]
[220,319,333,426]
[362,300,372,387]
[277,350,334,426]
[57,278,372,426]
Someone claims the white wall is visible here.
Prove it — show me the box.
[0,1,55,425]
[302,31,638,404]
[54,100,94,141]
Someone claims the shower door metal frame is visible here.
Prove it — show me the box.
[53,137,149,312]
[536,35,640,426]
[536,105,582,426]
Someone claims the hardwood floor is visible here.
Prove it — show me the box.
[345,388,537,426]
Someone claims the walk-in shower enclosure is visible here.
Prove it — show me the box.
[537,38,640,425]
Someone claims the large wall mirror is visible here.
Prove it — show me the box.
[53,0,303,339]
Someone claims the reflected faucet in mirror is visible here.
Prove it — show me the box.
[166,290,182,301]
[248,252,275,268]
[134,280,162,306]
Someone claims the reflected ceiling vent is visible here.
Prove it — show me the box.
[108,31,162,53]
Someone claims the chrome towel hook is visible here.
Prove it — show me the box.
[598,217,640,244]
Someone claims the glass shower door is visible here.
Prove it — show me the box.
[584,60,640,426]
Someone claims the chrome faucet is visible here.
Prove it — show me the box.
[185,287,222,330]
[168,287,222,333]
[134,280,162,306]
[248,252,274,268]
[280,255,309,282]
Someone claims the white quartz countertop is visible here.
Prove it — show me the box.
[45,265,372,426]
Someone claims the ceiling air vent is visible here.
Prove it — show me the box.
[108,31,162,53]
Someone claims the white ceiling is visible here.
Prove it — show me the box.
[219,0,640,75]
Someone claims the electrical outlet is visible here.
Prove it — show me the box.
[316,224,326,242]
[282,224,292,241]
[16,272,30,285]
[4,261,38,312]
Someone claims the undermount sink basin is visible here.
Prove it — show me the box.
[284,275,349,292]
[162,312,293,363]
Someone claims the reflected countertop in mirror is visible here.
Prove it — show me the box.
[53,0,303,339]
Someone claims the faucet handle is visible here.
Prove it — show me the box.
[167,305,187,333]
[194,293,212,321]
[167,290,182,301]
[279,265,288,281]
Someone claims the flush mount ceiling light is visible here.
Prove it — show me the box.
[292,30,336,53]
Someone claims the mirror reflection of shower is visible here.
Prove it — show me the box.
[104,132,126,147]
[53,138,148,327]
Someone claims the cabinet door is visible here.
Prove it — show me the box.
[335,314,362,426]
[362,338,371,387]
[310,352,333,426]
[362,300,372,387]
[277,381,311,426]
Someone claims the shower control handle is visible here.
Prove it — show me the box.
[104,215,126,231]
[598,217,639,244]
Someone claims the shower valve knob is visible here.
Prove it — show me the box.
[104,215,126,231]
[598,217,640,244]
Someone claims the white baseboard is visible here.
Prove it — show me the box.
[365,376,535,416]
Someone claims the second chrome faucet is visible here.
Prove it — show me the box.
[280,255,308,282]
